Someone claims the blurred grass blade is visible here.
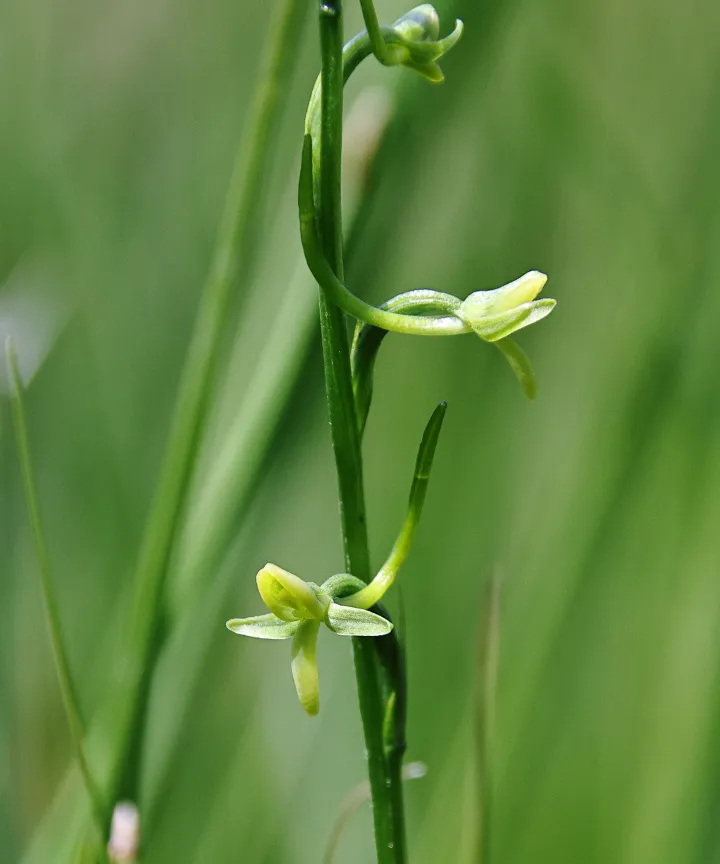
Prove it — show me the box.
[322,762,427,864]
[171,258,317,612]
[174,84,394,611]
[18,76,386,864]
[5,338,108,859]
[106,0,310,811]
[147,90,395,820]
[476,571,501,864]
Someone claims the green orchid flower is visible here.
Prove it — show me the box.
[226,403,447,715]
[226,563,393,716]
[456,270,556,342]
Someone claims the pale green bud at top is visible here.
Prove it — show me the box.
[392,4,441,42]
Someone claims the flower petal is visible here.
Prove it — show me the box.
[226,614,301,640]
[326,604,394,637]
[463,299,556,342]
[291,621,321,716]
[493,337,537,400]
[256,563,325,622]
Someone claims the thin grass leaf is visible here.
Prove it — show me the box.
[5,338,108,857]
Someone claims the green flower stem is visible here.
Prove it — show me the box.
[351,290,464,432]
[373,615,408,841]
[358,0,391,64]
[316,0,406,860]
[6,340,108,863]
[477,573,501,864]
[300,134,470,336]
[106,0,309,820]
[316,1,369,577]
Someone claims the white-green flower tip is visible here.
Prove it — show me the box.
[256,563,326,622]
[226,564,393,715]
[387,5,464,83]
[392,4,441,42]
[458,271,556,342]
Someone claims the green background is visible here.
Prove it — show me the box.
[2,0,720,861]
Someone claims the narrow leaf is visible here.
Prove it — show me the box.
[5,338,108,844]
[342,402,447,610]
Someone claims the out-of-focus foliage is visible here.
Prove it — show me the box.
[2,0,720,862]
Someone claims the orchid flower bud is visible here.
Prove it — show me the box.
[386,5,464,83]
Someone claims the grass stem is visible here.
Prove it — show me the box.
[476,572,501,863]
[6,339,108,863]
[106,0,309,822]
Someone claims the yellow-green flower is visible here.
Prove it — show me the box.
[227,564,393,716]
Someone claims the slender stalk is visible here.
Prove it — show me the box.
[106,0,308,819]
[5,340,108,863]
[476,572,501,863]
[358,0,391,64]
[323,763,426,864]
[299,136,468,335]
[316,1,405,859]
